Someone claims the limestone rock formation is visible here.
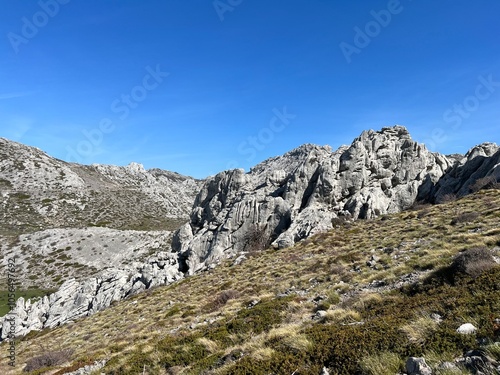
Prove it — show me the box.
[0,251,182,340]
[0,137,202,288]
[422,143,500,202]
[174,126,453,274]
[2,126,499,342]
[405,357,433,375]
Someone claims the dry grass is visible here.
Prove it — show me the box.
[359,351,404,375]
[400,314,439,345]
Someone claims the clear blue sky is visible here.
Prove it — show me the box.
[1,0,499,178]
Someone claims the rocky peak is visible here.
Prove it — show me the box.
[424,142,500,202]
[464,142,499,160]
[173,125,454,274]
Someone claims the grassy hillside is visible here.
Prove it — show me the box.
[1,190,500,374]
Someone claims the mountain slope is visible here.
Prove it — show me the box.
[2,126,500,353]
[0,137,202,236]
[0,138,202,292]
[1,189,498,374]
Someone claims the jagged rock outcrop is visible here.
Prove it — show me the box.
[0,251,182,340]
[174,126,453,274]
[422,143,500,202]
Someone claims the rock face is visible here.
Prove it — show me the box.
[0,251,182,340]
[405,357,433,375]
[174,126,453,274]
[422,143,500,202]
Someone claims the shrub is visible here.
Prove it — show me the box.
[331,216,347,227]
[226,296,293,336]
[206,289,240,312]
[450,247,496,278]
[450,211,479,225]
[242,224,270,254]
[24,349,74,372]
[470,175,499,193]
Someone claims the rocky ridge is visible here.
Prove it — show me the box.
[0,137,202,287]
[1,251,182,340]
[424,142,500,202]
[175,126,496,274]
[0,137,202,235]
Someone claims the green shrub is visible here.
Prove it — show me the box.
[226,296,292,336]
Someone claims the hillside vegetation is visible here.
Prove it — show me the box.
[1,189,500,374]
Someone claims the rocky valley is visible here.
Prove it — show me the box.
[0,126,499,374]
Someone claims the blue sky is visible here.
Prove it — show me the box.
[1,0,499,178]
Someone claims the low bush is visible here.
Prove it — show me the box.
[205,289,240,312]
[450,211,479,225]
[243,224,270,254]
[450,247,496,278]
[24,349,74,372]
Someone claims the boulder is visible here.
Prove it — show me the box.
[456,323,477,334]
[405,357,433,375]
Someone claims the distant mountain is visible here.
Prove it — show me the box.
[0,137,202,236]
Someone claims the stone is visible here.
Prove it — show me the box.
[437,362,460,373]
[60,359,107,375]
[405,357,433,375]
[313,310,328,320]
[456,323,477,334]
[457,350,500,373]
